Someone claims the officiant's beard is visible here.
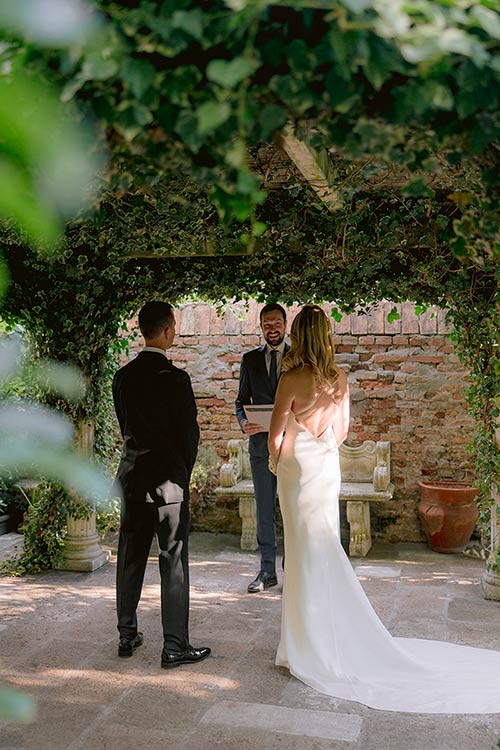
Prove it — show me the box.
[264,331,285,347]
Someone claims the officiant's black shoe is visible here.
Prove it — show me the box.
[161,645,211,669]
[247,571,278,593]
[118,632,143,658]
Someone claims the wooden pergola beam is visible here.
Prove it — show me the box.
[274,124,343,212]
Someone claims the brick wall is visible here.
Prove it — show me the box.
[125,300,474,543]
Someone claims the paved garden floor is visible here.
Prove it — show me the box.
[1,531,500,750]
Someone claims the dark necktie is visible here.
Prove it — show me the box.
[269,349,278,393]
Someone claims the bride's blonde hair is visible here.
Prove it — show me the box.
[282,305,339,387]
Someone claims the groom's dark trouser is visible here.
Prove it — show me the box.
[250,454,277,575]
[116,498,190,651]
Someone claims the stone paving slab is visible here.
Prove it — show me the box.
[200,700,363,742]
[1,534,500,750]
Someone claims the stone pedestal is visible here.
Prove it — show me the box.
[60,512,110,571]
[483,484,500,600]
[346,500,372,557]
[482,568,500,601]
[60,419,109,572]
[239,496,258,551]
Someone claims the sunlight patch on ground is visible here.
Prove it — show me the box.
[200,700,363,742]
[354,565,401,578]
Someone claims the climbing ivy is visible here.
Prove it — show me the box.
[1,0,499,571]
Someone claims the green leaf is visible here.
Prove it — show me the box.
[470,6,500,42]
[196,100,231,135]
[387,306,400,324]
[225,140,246,168]
[0,158,61,246]
[60,74,86,103]
[206,57,258,88]
[252,221,267,237]
[341,0,372,11]
[133,104,154,126]
[81,55,119,82]
[175,109,205,149]
[414,304,429,317]
[121,58,157,99]
[237,170,260,195]
[401,176,436,199]
[325,69,358,113]
[331,307,343,323]
[0,254,10,301]
[171,9,204,41]
[258,104,288,140]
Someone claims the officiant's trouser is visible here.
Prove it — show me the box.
[250,454,278,575]
[116,498,190,651]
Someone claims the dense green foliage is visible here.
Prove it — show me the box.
[0,1,498,571]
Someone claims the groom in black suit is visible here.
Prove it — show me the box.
[113,301,210,668]
[236,303,289,593]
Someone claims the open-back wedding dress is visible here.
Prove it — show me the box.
[275,407,500,714]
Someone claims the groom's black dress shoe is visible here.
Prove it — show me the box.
[118,632,144,658]
[247,571,278,593]
[161,645,211,669]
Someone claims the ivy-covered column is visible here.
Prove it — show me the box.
[60,420,110,572]
[482,415,500,601]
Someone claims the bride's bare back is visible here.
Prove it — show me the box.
[268,365,350,466]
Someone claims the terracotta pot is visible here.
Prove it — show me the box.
[418,480,479,554]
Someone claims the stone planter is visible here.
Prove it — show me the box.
[418,480,479,554]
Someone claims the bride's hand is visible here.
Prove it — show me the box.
[268,455,278,476]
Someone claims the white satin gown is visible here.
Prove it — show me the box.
[276,410,500,714]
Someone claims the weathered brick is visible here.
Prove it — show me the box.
[337,335,359,346]
[366,305,385,334]
[412,355,444,364]
[224,308,241,335]
[352,370,378,381]
[384,302,402,333]
[351,313,369,334]
[195,304,211,335]
[210,307,226,334]
[400,303,418,334]
[373,351,409,364]
[409,336,429,348]
[179,305,195,335]
[392,335,409,346]
[121,299,474,546]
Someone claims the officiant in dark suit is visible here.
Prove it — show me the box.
[113,301,210,669]
[236,303,289,593]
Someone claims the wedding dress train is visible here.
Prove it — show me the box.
[276,412,500,714]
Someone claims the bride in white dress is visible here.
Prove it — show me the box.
[268,304,500,714]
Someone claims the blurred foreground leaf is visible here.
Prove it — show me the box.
[0,335,109,502]
[0,685,36,723]
[0,72,105,248]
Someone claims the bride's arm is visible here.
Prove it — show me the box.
[333,377,350,446]
[268,373,294,468]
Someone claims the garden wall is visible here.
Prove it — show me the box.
[125,300,474,543]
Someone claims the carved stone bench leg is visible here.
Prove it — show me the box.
[346,500,372,557]
[238,497,258,551]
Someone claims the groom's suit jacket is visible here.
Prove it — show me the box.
[235,343,290,459]
[113,351,199,506]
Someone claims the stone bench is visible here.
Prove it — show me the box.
[215,438,394,557]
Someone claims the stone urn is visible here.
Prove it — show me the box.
[418,480,479,554]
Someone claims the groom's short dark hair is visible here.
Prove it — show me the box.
[138,301,175,339]
[260,303,286,323]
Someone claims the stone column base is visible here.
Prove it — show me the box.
[238,497,258,551]
[59,512,110,572]
[346,500,372,557]
[482,569,500,601]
